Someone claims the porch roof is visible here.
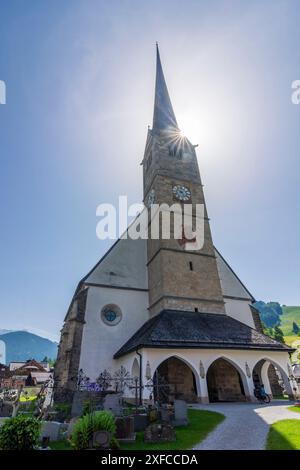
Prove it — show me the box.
[114,310,293,358]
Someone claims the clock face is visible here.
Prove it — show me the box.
[147,189,155,207]
[173,185,191,201]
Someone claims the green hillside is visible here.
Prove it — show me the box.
[280,306,300,336]
[281,306,300,362]
[254,302,300,362]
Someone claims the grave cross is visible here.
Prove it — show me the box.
[113,366,131,393]
[144,373,170,404]
[128,377,141,413]
[0,387,23,417]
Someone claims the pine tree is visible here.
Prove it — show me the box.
[274,326,285,343]
[292,322,299,335]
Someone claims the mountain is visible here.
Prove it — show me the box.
[0,331,58,365]
[0,329,13,335]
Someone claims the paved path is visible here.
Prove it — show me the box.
[191,401,300,450]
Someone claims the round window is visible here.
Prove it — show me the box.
[101,304,122,326]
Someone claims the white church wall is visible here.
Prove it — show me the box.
[215,249,253,300]
[85,237,148,290]
[224,298,255,328]
[79,285,149,381]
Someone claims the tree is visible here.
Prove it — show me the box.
[41,356,56,367]
[274,326,285,344]
[268,302,283,316]
[292,322,299,335]
[253,301,282,328]
[262,323,274,338]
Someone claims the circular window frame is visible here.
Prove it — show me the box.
[101,304,122,326]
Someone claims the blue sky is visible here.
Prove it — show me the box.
[0,0,299,341]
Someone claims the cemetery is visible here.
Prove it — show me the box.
[0,365,224,450]
[2,362,300,450]
[1,361,300,450]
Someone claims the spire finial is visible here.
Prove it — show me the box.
[152,45,178,132]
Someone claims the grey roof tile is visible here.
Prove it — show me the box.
[114,310,293,358]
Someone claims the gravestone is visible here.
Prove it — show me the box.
[40,421,62,442]
[67,417,79,439]
[115,416,135,442]
[148,408,158,423]
[71,391,105,417]
[0,403,12,418]
[93,431,111,449]
[160,404,173,423]
[132,413,148,431]
[103,393,122,416]
[173,399,188,426]
[58,423,69,441]
[144,423,176,443]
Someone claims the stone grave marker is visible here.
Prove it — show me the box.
[132,413,148,431]
[115,416,135,442]
[144,423,176,443]
[67,417,79,439]
[103,393,122,416]
[92,430,111,449]
[173,399,188,426]
[40,421,62,442]
[160,403,173,423]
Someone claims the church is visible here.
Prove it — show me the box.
[54,46,295,405]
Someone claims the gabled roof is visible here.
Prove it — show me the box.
[11,359,47,375]
[114,310,293,358]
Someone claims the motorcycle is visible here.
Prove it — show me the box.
[254,388,271,404]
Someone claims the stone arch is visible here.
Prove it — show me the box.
[153,354,200,403]
[252,357,293,398]
[206,356,250,402]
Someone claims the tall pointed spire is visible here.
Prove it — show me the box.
[152,44,179,132]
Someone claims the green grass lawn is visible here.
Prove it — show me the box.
[283,335,299,346]
[288,406,300,413]
[49,440,72,450]
[20,396,37,402]
[281,307,300,361]
[49,409,224,451]
[119,409,224,451]
[266,419,300,450]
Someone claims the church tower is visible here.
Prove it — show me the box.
[144,45,225,316]
[54,45,295,407]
